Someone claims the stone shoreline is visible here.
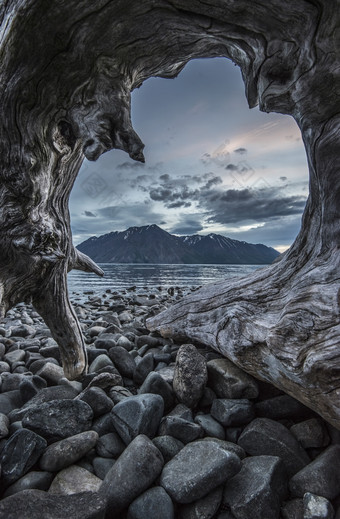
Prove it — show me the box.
[0,286,339,519]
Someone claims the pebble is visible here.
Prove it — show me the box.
[0,489,107,519]
[222,455,288,519]
[78,386,114,417]
[290,418,330,449]
[173,344,208,409]
[160,439,242,503]
[238,417,310,477]
[0,412,9,439]
[48,465,102,495]
[3,470,54,497]
[95,431,125,458]
[0,428,47,486]
[158,415,203,444]
[108,345,136,378]
[127,486,175,519]
[39,431,99,472]
[303,492,335,519]
[211,398,255,426]
[22,399,93,441]
[207,358,259,399]
[152,435,184,463]
[194,413,225,439]
[92,456,115,479]
[111,393,164,444]
[139,371,175,412]
[179,485,223,519]
[100,434,164,516]
[289,445,340,500]
[133,352,154,385]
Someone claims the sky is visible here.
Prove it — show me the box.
[70,57,309,253]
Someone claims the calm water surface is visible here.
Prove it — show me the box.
[68,263,263,297]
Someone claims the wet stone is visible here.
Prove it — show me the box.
[139,371,175,412]
[3,470,54,497]
[0,428,47,486]
[0,489,107,519]
[211,398,255,426]
[289,445,340,500]
[22,399,93,441]
[48,465,102,495]
[111,393,164,444]
[207,358,259,399]
[78,387,114,417]
[160,439,242,504]
[238,417,310,477]
[152,435,185,463]
[173,344,208,409]
[39,431,99,472]
[158,415,203,444]
[100,434,164,516]
[222,455,288,519]
[127,486,175,519]
[96,432,125,458]
[303,492,335,519]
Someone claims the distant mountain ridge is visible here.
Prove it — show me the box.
[77,224,280,264]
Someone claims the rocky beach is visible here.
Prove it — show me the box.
[0,285,339,519]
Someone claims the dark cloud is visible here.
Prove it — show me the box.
[199,186,307,225]
[171,217,204,235]
[117,161,145,170]
[225,164,238,171]
[280,176,288,181]
[159,173,170,181]
[149,185,199,207]
[234,147,247,154]
[167,201,192,209]
[83,211,97,217]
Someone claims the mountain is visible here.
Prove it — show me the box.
[77,224,280,264]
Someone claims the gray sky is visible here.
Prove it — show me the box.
[70,58,309,253]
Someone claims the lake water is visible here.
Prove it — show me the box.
[67,263,263,297]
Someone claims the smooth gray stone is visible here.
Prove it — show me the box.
[136,335,160,349]
[160,439,241,504]
[89,354,114,374]
[168,403,193,421]
[22,399,93,441]
[39,431,99,472]
[238,417,310,477]
[111,393,164,444]
[158,416,203,444]
[48,465,102,495]
[116,335,133,351]
[9,324,36,337]
[96,432,125,458]
[179,485,223,519]
[173,344,208,409]
[109,385,133,404]
[133,352,154,385]
[0,361,10,374]
[255,394,313,421]
[92,457,115,479]
[289,445,340,500]
[100,434,164,516]
[3,470,54,497]
[152,435,184,463]
[207,358,259,399]
[108,346,136,378]
[127,486,174,519]
[0,390,23,415]
[280,498,304,519]
[79,387,113,417]
[91,412,113,436]
[4,349,26,364]
[211,398,255,426]
[139,371,175,412]
[19,375,47,404]
[194,414,225,439]
[0,489,106,519]
[290,418,330,449]
[223,455,288,519]
[0,428,47,485]
[36,362,64,385]
[199,437,246,459]
[1,373,26,392]
[303,492,335,519]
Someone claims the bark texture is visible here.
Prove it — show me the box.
[0,1,339,425]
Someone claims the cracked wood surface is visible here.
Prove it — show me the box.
[0,0,339,426]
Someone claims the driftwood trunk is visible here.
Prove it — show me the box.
[0,1,339,426]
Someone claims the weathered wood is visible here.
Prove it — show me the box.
[0,1,339,426]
